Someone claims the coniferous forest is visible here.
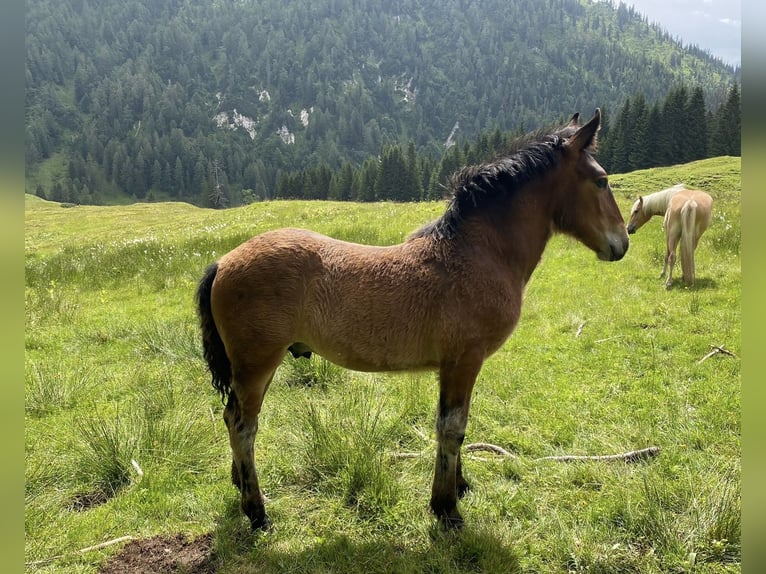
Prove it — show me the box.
[25,0,740,207]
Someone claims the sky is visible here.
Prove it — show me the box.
[601,0,741,67]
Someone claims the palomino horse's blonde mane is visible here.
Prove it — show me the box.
[639,183,687,216]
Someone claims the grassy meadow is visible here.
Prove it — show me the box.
[25,157,741,573]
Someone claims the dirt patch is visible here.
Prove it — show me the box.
[98,532,217,574]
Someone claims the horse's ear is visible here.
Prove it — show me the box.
[567,108,601,152]
[567,113,580,127]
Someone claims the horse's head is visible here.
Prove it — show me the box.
[626,197,648,234]
[555,109,629,261]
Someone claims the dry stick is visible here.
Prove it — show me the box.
[535,446,660,463]
[594,335,624,344]
[575,321,587,337]
[392,442,660,463]
[465,443,660,463]
[26,536,135,567]
[465,442,514,457]
[697,344,737,364]
[77,536,135,554]
[208,405,218,439]
[395,426,660,463]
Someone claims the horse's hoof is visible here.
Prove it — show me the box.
[457,481,471,499]
[440,514,464,530]
[431,501,464,530]
[250,513,272,532]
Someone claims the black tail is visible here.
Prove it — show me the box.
[196,262,232,401]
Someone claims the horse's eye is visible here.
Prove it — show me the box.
[596,177,608,190]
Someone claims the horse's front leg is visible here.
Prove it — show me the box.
[456,450,471,498]
[430,353,482,529]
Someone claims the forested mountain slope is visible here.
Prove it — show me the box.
[25,0,739,205]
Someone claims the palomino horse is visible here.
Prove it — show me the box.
[626,184,713,288]
[196,109,629,531]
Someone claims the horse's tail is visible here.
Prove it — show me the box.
[196,262,232,401]
[680,200,697,284]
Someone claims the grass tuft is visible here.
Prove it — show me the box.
[297,379,404,520]
[71,410,143,507]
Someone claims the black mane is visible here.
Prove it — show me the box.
[411,124,582,241]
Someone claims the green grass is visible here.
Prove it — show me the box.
[24,157,740,572]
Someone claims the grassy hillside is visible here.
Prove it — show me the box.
[25,157,740,572]
[25,0,738,205]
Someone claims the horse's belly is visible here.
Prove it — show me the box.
[307,337,440,373]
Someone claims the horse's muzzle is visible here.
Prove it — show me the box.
[599,232,629,261]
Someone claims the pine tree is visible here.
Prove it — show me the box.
[685,86,708,161]
[627,94,649,170]
[607,97,631,173]
[711,83,741,156]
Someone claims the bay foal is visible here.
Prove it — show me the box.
[197,110,629,530]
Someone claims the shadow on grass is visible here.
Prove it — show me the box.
[210,497,523,574]
[664,277,718,291]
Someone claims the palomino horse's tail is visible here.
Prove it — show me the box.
[196,262,232,401]
[680,199,698,284]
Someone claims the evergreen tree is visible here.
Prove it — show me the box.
[353,157,379,202]
[375,145,410,201]
[606,97,631,173]
[711,83,741,156]
[661,85,690,164]
[627,94,649,170]
[685,86,709,161]
[642,102,664,167]
[405,141,423,201]
[330,161,354,201]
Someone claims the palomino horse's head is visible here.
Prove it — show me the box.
[556,109,629,261]
[626,197,648,234]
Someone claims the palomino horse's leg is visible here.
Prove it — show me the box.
[664,236,678,289]
[223,352,283,530]
[430,352,482,528]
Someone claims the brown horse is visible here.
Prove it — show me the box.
[626,184,713,288]
[196,109,629,531]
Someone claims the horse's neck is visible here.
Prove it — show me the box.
[644,186,685,216]
[467,196,553,284]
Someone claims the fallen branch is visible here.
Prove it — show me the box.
[575,321,587,337]
[391,443,660,464]
[594,335,624,344]
[697,344,737,364]
[77,535,135,554]
[26,535,135,567]
[389,451,423,459]
[465,442,515,457]
[535,446,660,463]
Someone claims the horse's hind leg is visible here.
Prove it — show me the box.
[663,231,680,289]
[664,246,677,289]
[430,353,482,529]
[223,352,284,531]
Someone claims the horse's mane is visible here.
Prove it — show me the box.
[411,123,589,241]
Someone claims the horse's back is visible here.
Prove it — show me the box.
[210,228,445,371]
[208,226,521,373]
[669,189,713,225]
[670,189,712,206]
